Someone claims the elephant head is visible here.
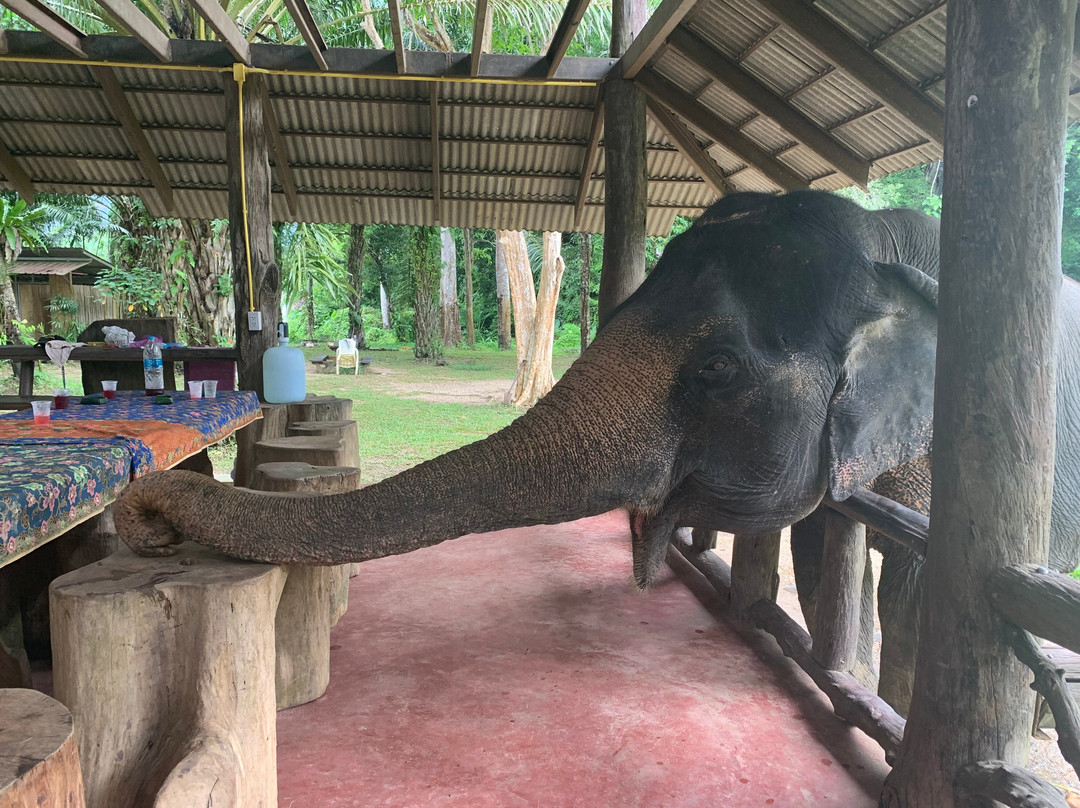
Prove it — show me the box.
[116,190,940,588]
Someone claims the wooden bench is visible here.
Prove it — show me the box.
[310,354,334,370]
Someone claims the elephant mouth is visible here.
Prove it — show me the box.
[626,502,679,589]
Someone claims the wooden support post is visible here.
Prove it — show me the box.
[883,1,1076,803]
[691,527,717,552]
[225,70,279,400]
[0,689,86,808]
[729,531,781,616]
[597,0,647,328]
[812,512,866,671]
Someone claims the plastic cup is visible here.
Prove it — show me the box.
[31,400,51,425]
[188,380,203,399]
[202,379,218,399]
[101,380,118,400]
[53,388,70,410]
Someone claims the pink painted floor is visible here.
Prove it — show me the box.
[276,511,889,808]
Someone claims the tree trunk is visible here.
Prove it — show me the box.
[511,232,566,409]
[882,2,1074,804]
[463,228,475,347]
[500,230,535,389]
[579,232,592,353]
[347,224,367,348]
[495,235,512,350]
[305,275,315,340]
[0,264,23,348]
[180,219,234,347]
[379,282,391,329]
[412,226,441,360]
[439,227,461,347]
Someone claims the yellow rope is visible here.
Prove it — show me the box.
[233,62,256,313]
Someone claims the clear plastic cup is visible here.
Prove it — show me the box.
[101,380,118,400]
[202,379,218,399]
[31,400,51,425]
[53,388,70,410]
[188,380,203,399]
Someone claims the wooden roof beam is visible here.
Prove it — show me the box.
[186,0,251,64]
[430,85,441,224]
[89,65,175,213]
[470,0,490,77]
[546,0,593,78]
[258,83,299,217]
[0,0,86,57]
[387,0,406,74]
[754,0,943,145]
[91,0,171,62]
[636,68,808,190]
[668,27,870,188]
[645,98,731,196]
[573,89,604,230]
[613,0,699,79]
[283,0,327,70]
[0,137,34,203]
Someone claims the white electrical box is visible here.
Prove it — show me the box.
[247,311,263,331]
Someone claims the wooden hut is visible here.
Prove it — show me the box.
[12,248,118,336]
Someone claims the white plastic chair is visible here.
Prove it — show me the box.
[336,338,359,374]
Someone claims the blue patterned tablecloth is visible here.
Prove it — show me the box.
[0,390,260,566]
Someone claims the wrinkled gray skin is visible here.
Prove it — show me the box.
[115,191,1080,717]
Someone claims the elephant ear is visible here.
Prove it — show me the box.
[825,261,939,501]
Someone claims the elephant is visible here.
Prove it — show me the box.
[115,190,1080,718]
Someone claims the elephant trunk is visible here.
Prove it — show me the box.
[115,317,686,567]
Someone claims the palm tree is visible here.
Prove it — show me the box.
[275,222,350,339]
[0,196,46,346]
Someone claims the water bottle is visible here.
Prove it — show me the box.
[263,322,306,403]
[143,336,164,396]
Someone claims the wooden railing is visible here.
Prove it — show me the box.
[669,490,1080,806]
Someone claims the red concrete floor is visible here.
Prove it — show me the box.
[276,511,890,807]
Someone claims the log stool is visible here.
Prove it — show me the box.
[0,688,86,808]
[50,545,285,808]
[250,462,362,708]
[287,420,360,469]
[233,402,288,488]
[286,395,353,424]
[253,436,348,469]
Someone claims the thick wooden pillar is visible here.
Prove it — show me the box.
[225,69,279,400]
[597,0,647,328]
[811,512,865,672]
[882,2,1075,804]
[729,531,781,616]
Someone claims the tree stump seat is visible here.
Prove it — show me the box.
[251,462,363,708]
[253,435,348,470]
[50,544,284,808]
[0,688,86,808]
[286,420,360,469]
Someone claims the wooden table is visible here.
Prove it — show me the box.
[0,346,239,397]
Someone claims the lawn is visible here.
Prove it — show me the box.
[3,343,580,483]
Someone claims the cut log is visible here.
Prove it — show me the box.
[251,462,362,495]
[253,436,348,469]
[729,531,781,617]
[0,688,86,808]
[287,420,360,469]
[50,543,285,808]
[286,395,353,424]
[233,402,288,488]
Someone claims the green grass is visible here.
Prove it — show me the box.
[1071,567,1080,580]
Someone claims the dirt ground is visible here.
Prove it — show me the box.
[389,369,1080,798]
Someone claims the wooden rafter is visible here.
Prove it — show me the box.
[613,0,699,79]
[258,83,299,217]
[668,27,870,187]
[546,0,592,78]
[573,89,604,230]
[91,0,171,62]
[469,0,490,77]
[89,65,175,213]
[387,0,406,74]
[283,0,328,70]
[0,137,34,203]
[430,85,441,224]
[868,1,946,51]
[754,0,943,145]
[186,0,251,64]
[646,98,731,196]
[0,0,86,57]
[636,69,808,191]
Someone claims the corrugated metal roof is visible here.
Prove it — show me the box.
[0,1,983,233]
[13,259,90,275]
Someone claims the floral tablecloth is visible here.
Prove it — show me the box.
[0,390,260,565]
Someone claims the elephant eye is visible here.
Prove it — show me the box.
[699,357,737,382]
